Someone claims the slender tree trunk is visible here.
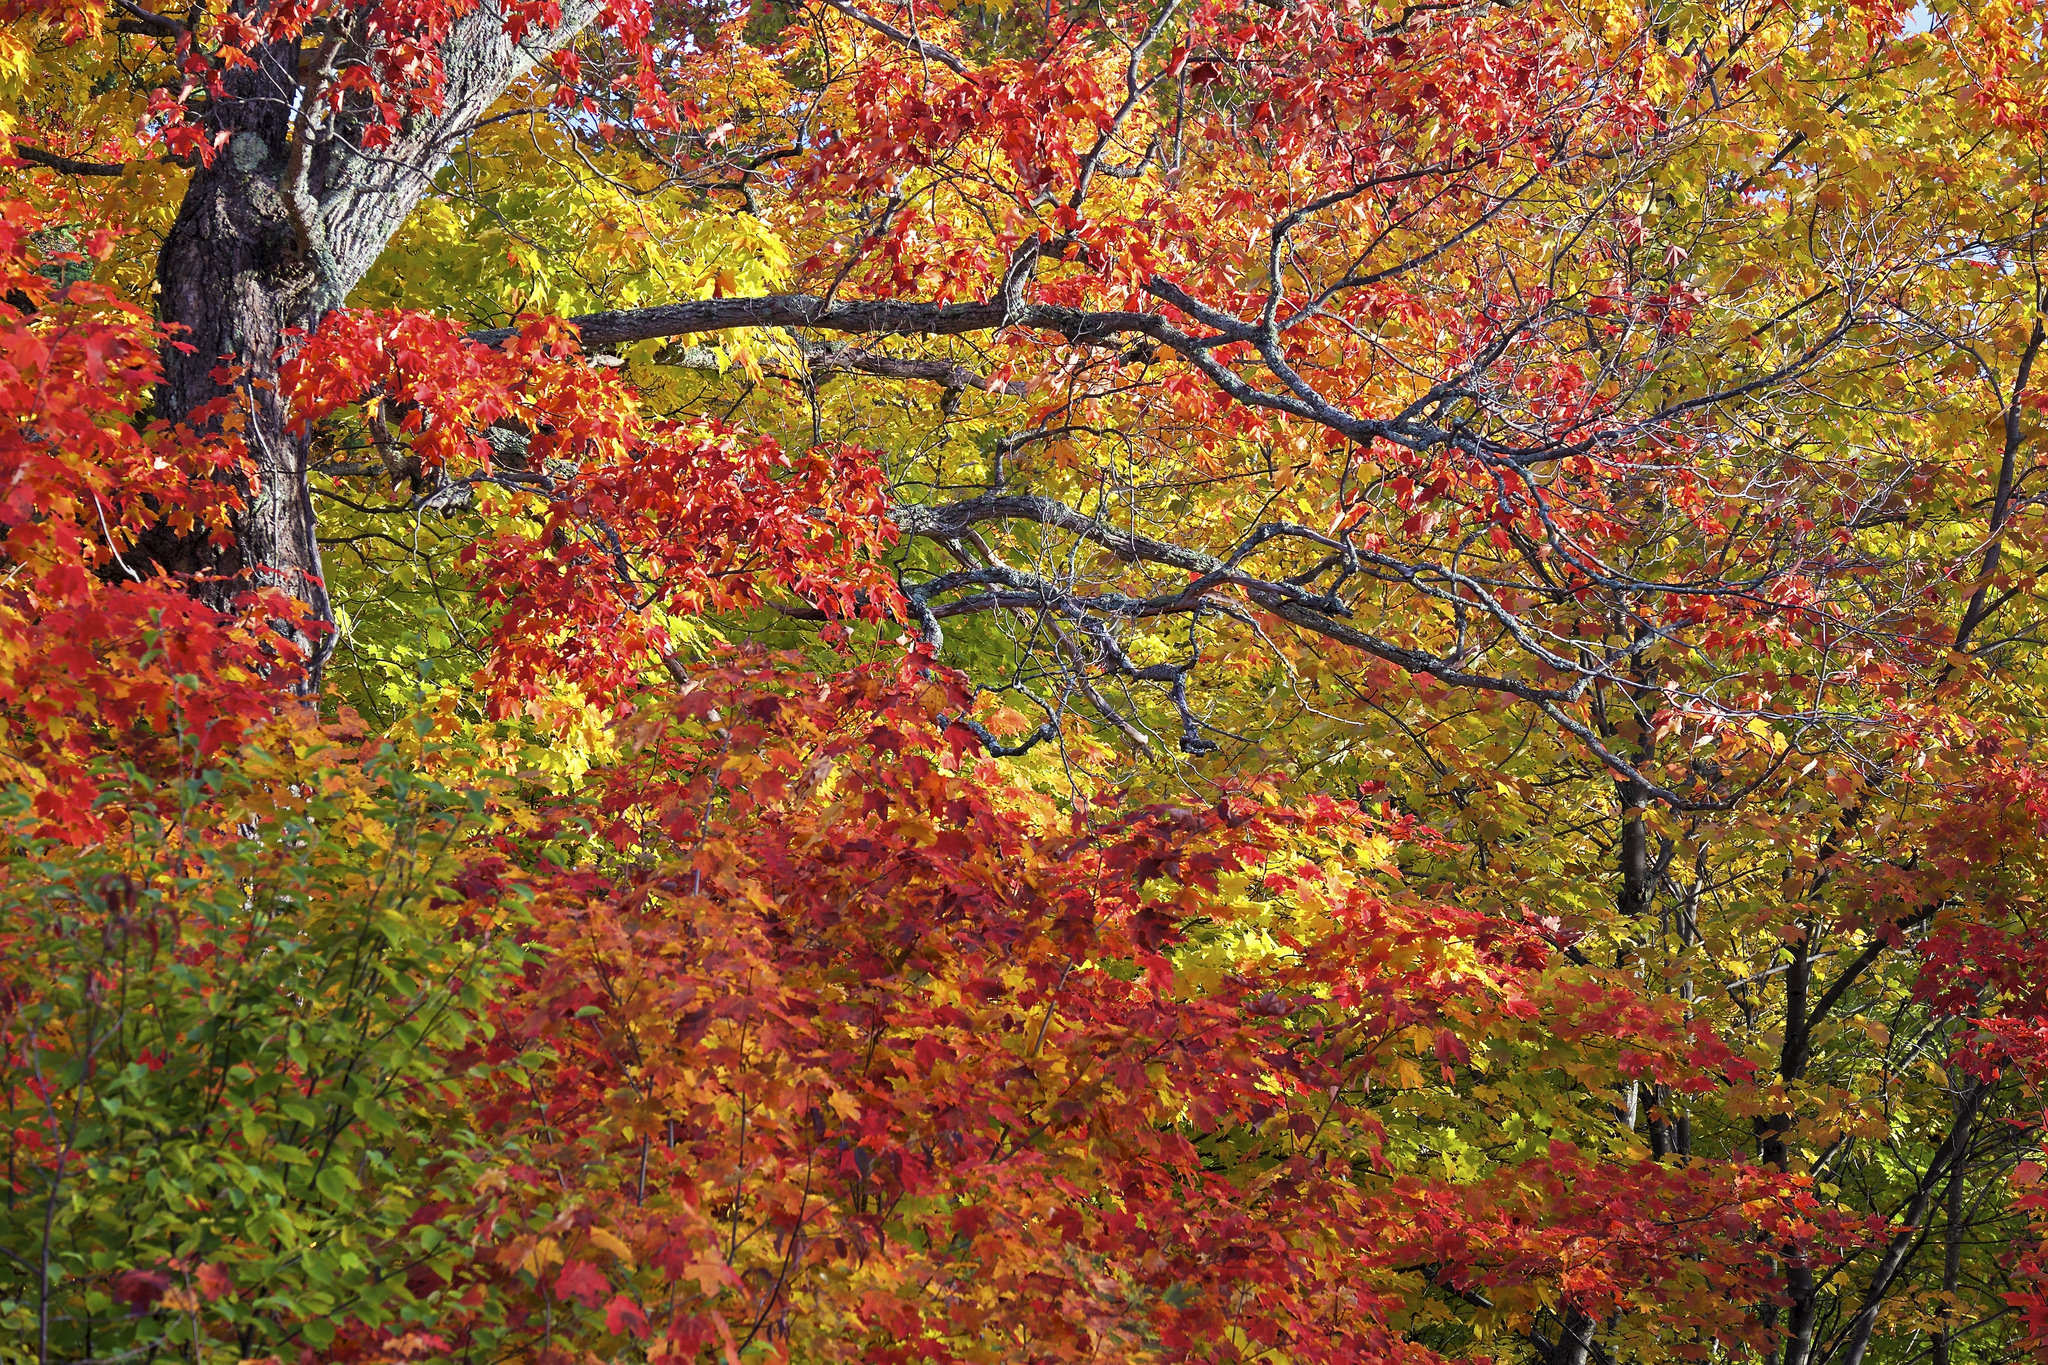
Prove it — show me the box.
[1836,1085,1984,1365]
[1558,1311,1595,1365]
[1616,781,1652,920]
[1530,1309,1599,1365]
[1932,1103,1969,1365]
[1754,926,1814,1365]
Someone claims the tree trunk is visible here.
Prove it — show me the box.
[134,4,605,688]
[144,48,334,675]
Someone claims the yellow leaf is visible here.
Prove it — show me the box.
[683,1258,735,1295]
[588,1227,636,1265]
[517,1236,563,1277]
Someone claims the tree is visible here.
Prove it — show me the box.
[0,196,522,1364]
[1,0,2019,710]
[8,0,2048,1362]
[449,651,1868,1364]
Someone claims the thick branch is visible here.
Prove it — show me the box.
[469,296,1012,349]
[9,145,126,176]
[479,282,1865,481]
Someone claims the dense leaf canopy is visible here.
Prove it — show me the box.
[4,0,2048,1361]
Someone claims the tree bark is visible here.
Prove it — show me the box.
[144,46,330,665]
[138,2,603,686]
[1931,1097,1970,1365]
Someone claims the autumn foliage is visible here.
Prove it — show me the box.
[0,203,283,836]
[448,654,1888,1363]
[6,0,2048,1360]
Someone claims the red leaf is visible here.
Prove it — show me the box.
[605,1293,650,1340]
[553,1260,610,1309]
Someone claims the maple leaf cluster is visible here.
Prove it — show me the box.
[0,199,286,837]
[6,0,2048,1360]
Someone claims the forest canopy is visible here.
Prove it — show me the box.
[3,0,2048,1361]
